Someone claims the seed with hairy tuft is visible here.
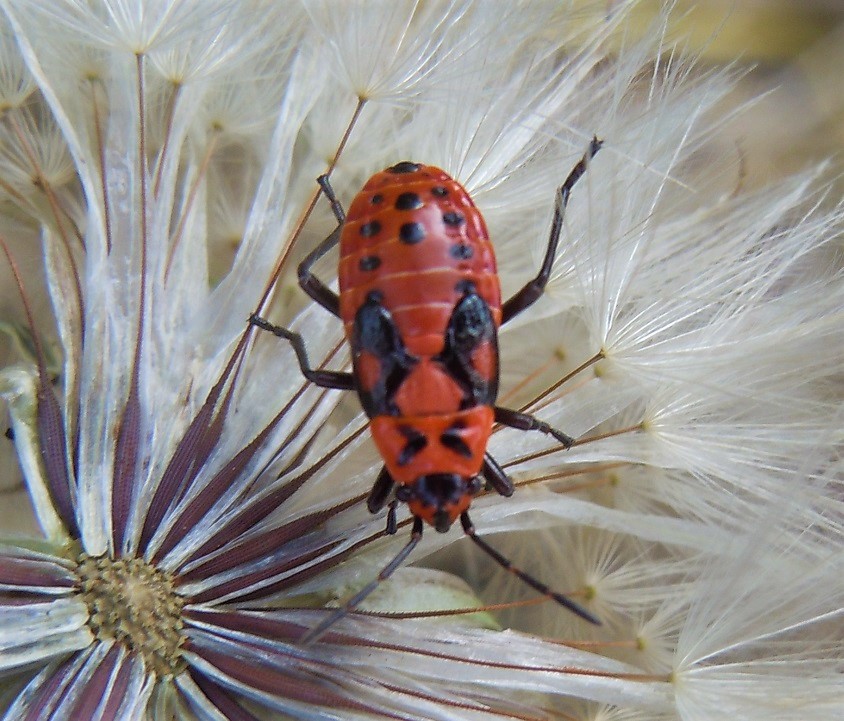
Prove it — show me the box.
[76,553,186,677]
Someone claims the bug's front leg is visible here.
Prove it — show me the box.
[482,453,515,497]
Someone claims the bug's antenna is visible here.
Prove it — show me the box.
[460,512,601,625]
[301,517,424,645]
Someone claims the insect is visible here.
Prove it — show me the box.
[251,138,603,642]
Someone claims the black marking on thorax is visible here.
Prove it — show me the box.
[351,280,498,421]
[352,293,417,417]
[434,288,499,408]
[397,426,428,465]
[440,423,473,457]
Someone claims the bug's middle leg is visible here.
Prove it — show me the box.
[248,315,354,390]
[494,406,574,448]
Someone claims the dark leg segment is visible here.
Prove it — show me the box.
[298,226,342,317]
[501,136,603,324]
[317,174,346,223]
[249,314,354,390]
[296,174,348,317]
[494,406,574,448]
[301,516,424,644]
[367,467,399,534]
[367,466,395,513]
[385,500,398,535]
[482,453,514,497]
[460,512,600,625]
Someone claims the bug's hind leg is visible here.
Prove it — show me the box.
[460,512,601,625]
[501,137,602,324]
[300,516,425,645]
[248,315,354,390]
[297,174,347,317]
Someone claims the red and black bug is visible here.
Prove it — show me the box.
[251,138,602,641]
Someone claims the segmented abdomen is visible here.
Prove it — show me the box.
[339,163,501,358]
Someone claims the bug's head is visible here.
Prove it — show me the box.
[398,474,482,533]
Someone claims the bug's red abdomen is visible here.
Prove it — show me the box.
[339,163,501,358]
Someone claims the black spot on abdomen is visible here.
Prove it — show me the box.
[395,192,423,210]
[399,222,426,244]
[360,221,382,237]
[359,255,381,271]
[450,243,473,259]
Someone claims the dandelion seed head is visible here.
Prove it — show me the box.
[0,107,75,192]
[0,22,35,110]
[302,0,484,103]
[15,0,234,56]
[76,553,186,677]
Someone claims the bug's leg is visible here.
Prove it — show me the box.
[385,500,399,535]
[296,174,347,317]
[301,516,424,645]
[368,467,401,535]
[317,174,346,224]
[460,512,600,625]
[501,137,602,324]
[298,226,342,317]
[368,466,395,514]
[248,315,354,390]
[482,453,514,497]
[494,405,574,449]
